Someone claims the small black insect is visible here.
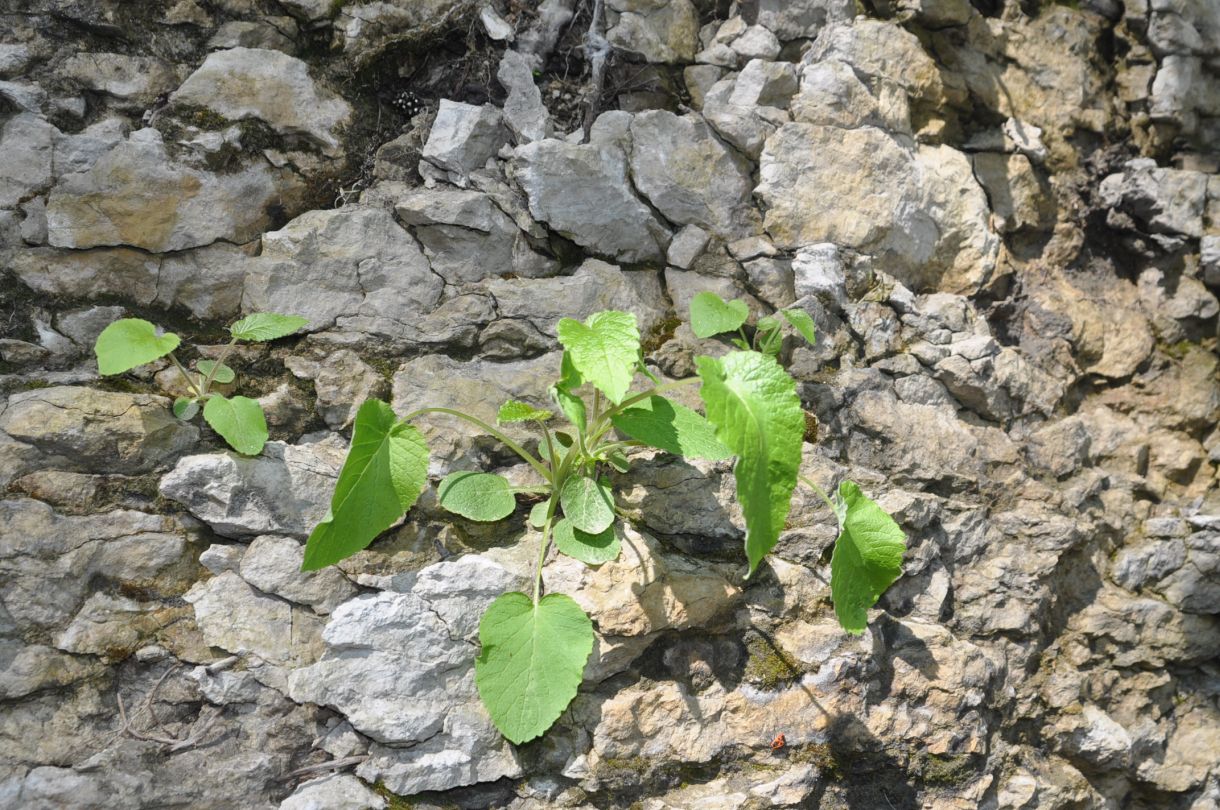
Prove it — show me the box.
[391,90,426,119]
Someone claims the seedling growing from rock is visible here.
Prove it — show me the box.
[302,301,906,744]
[94,313,308,456]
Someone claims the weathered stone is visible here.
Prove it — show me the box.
[750,0,857,41]
[514,130,671,263]
[0,386,197,474]
[289,555,525,793]
[185,571,323,669]
[731,26,781,61]
[61,53,180,105]
[171,47,352,155]
[757,124,998,293]
[731,59,799,109]
[239,535,359,614]
[158,438,345,539]
[628,111,755,238]
[0,113,54,209]
[279,774,386,810]
[46,129,289,252]
[497,49,551,143]
[286,349,389,430]
[607,0,700,63]
[791,60,910,133]
[421,100,509,176]
[209,18,300,53]
[1099,158,1207,238]
[973,152,1055,233]
[242,206,444,339]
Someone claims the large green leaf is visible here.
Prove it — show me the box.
[689,291,748,339]
[697,351,804,574]
[302,399,429,571]
[229,312,309,342]
[555,311,640,404]
[497,400,553,424]
[438,471,517,522]
[830,481,906,634]
[202,395,268,456]
[553,518,620,565]
[610,395,732,461]
[475,592,593,744]
[94,318,180,375]
[559,474,615,534]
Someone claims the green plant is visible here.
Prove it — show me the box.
[302,295,906,744]
[93,313,308,455]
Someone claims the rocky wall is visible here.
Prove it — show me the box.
[0,0,1218,808]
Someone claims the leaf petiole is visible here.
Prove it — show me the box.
[800,474,842,531]
[403,406,553,483]
[167,352,204,399]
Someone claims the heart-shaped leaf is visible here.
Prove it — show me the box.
[203,395,268,456]
[475,592,593,744]
[94,319,180,375]
[172,397,199,421]
[560,474,615,535]
[438,471,517,522]
[781,308,817,345]
[553,518,620,565]
[689,291,748,339]
[497,400,553,424]
[556,311,640,404]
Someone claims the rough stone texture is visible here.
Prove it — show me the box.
[170,48,352,155]
[3,2,1220,808]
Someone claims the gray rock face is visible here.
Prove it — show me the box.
[0,113,54,209]
[280,774,386,810]
[627,111,755,238]
[421,100,509,177]
[239,535,359,614]
[288,555,525,793]
[514,130,671,263]
[171,48,352,155]
[46,129,286,252]
[1099,158,1208,238]
[0,386,197,474]
[61,53,181,105]
[242,206,444,339]
[285,349,389,430]
[497,50,551,144]
[158,438,345,539]
[750,0,857,40]
[606,0,700,64]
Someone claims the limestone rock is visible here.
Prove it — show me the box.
[288,555,525,793]
[606,0,700,64]
[171,47,352,155]
[158,438,346,539]
[0,386,197,474]
[239,535,359,614]
[280,774,386,810]
[1099,158,1207,238]
[242,206,444,339]
[285,349,389,430]
[750,0,857,41]
[421,100,509,177]
[46,129,287,252]
[757,124,998,293]
[497,50,551,143]
[61,53,180,105]
[513,128,671,263]
[627,111,755,238]
[185,571,323,668]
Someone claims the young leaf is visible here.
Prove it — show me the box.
[781,308,817,345]
[196,359,235,384]
[550,384,587,434]
[689,291,748,339]
[556,310,640,404]
[497,400,553,424]
[697,351,804,575]
[202,395,268,456]
[475,592,594,744]
[610,396,732,461]
[830,481,906,634]
[558,351,583,389]
[438,471,517,522]
[229,312,309,342]
[172,397,199,421]
[302,400,429,571]
[559,474,615,534]
[553,518,621,565]
[605,450,630,473]
[756,326,783,357]
[94,318,180,375]
[528,499,552,529]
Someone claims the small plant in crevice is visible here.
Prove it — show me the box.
[301,293,907,745]
[93,313,309,456]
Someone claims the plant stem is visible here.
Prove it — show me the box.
[167,352,203,399]
[403,407,553,482]
[201,337,238,393]
[586,376,702,445]
[533,505,557,605]
[540,422,560,472]
[800,474,841,529]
